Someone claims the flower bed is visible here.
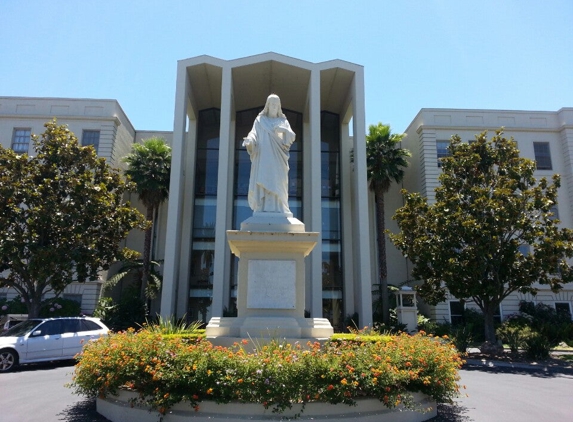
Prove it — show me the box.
[71,329,463,417]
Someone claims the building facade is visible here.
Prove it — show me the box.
[0,97,135,313]
[2,55,572,327]
[392,108,573,322]
[0,53,375,329]
[160,53,374,329]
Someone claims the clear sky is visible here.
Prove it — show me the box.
[1,0,571,133]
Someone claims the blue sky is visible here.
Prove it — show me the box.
[1,0,571,133]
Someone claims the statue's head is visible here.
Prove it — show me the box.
[261,94,285,118]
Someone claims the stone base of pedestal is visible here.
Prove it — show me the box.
[240,211,305,232]
[205,316,333,340]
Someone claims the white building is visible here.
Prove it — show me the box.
[391,108,573,323]
[2,54,572,327]
[0,53,374,329]
[160,53,373,330]
[0,96,172,315]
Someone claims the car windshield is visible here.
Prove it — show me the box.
[0,319,43,337]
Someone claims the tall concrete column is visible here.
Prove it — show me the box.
[351,70,373,327]
[308,68,322,318]
[212,66,233,317]
[161,63,189,318]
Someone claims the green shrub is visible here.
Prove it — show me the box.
[417,314,438,333]
[71,330,464,416]
[496,321,528,353]
[93,286,146,331]
[522,328,552,360]
[139,315,203,335]
[450,325,473,354]
[519,301,570,347]
[0,296,28,315]
[1,296,81,317]
[40,297,81,317]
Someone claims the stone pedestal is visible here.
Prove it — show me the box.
[205,215,333,340]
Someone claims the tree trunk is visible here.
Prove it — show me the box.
[140,205,154,302]
[375,186,389,325]
[483,304,497,344]
[27,293,42,318]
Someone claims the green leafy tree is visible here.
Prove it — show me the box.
[366,123,410,324]
[390,129,573,343]
[123,138,171,301]
[0,120,147,317]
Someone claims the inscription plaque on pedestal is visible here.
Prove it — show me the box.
[247,260,296,309]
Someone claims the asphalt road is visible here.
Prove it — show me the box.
[0,361,572,422]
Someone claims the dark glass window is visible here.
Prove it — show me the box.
[82,130,100,153]
[61,320,82,333]
[38,320,62,336]
[80,320,102,331]
[449,301,464,325]
[189,109,220,323]
[63,294,82,305]
[11,128,31,154]
[321,112,343,328]
[436,140,449,167]
[533,142,552,170]
[556,302,572,320]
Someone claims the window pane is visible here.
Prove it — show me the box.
[449,301,464,325]
[12,129,31,153]
[436,140,450,167]
[195,148,219,196]
[189,248,215,286]
[82,130,100,153]
[555,303,572,320]
[321,152,340,198]
[192,198,217,238]
[322,200,341,240]
[533,142,552,170]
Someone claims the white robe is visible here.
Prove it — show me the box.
[243,114,296,213]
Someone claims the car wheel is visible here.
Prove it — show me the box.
[0,349,18,372]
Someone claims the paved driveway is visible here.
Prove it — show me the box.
[0,361,572,422]
[0,360,108,422]
[431,364,573,421]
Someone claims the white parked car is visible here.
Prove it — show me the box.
[0,317,109,372]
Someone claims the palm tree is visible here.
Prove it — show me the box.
[123,137,171,301]
[366,123,410,325]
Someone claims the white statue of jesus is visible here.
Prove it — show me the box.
[242,94,296,214]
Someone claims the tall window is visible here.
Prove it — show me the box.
[321,112,343,330]
[436,140,450,167]
[449,300,464,325]
[11,128,31,153]
[82,130,100,154]
[555,302,572,320]
[189,109,220,323]
[533,142,552,170]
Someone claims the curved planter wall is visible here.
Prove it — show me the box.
[97,390,437,422]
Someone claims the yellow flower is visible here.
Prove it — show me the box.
[207,388,213,395]
[340,378,348,385]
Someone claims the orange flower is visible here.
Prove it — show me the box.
[238,379,244,384]
[206,388,213,394]
[340,378,348,385]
